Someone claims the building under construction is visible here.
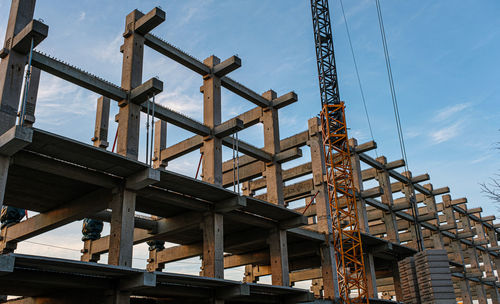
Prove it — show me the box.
[0,1,498,303]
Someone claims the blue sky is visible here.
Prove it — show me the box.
[1,0,499,283]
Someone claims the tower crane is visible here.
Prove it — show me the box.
[310,1,369,302]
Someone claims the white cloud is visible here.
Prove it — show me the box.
[434,102,471,121]
[91,33,123,65]
[430,121,462,144]
[78,11,86,22]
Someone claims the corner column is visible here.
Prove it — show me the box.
[308,117,339,299]
[262,90,289,286]
[200,56,224,281]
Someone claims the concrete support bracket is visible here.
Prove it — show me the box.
[128,77,163,105]
[125,168,160,190]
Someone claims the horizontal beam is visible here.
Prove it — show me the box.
[213,56,241,77]
[220,77,270,107]
[133,7,165,35]
[0,126,32,157]
[222,137,272,162]
[272,92,298,109]
[129,77,163,105]
[213,118,244,138]
[144,33,210,75]
[11,20,48,54]
[1,189,111,248]
[31,51,127,101]
[90,211,156,231]
[141,102,211,136]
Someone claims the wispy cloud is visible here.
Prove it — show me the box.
[434,102,472,121]
[430,121,462,144]
[91,32,122,65]
[78,11,86,22]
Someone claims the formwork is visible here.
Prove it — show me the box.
[0,1,498,303]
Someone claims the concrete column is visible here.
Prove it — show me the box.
[401,171,424,251]
[0,156,9,211]
[350,138,378,298]
[153,120,167,169]
[308,117,339,300]
[200,212,224,279]
[261,90,284,206]
[0,0,36,134]
[92,96,110,149]
[422,184,444,249]
[22,66,41,127]
[375,156,400,243]
[201,55,222,186]
[268,227,289,286]
[108,188,136,268]
[117,10,145,159]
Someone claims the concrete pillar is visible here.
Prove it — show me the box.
[153,120,167,169]
[350,138,378,298]
[92,96,110,149]
[201,55,222,186]
[261,90,284,206]
[117,10,145,159]
[0,0,36,134]
[268,227,289,286]
[401,171,424,251]
[200,212,224,279]
[0,156,9,212]
[422,184,444,249]
[375,156,400,243]
[308,117,339,300]
[108,188,136,268]
[22,66,41,127]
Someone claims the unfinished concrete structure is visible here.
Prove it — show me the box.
[0,1,498,303]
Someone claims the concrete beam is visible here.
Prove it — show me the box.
[125,168,160,190]
[129,77,163,105]
[31,51,127,101]
[213,56,241,77]
[222,136,272,162]
[11,20,48,54]
[213,118,244,138]
[144,33,211,75]
[275,147,302,163]
[0,125,32,156]
[1,189,111,250]
[215,284,250,299]
[214,196,247,213]
[119,272,156,291]
[272,91,298,109]
[133,7,165,35]
[142,102,211,136]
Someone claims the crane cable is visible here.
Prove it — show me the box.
[339,0,377,156]
[375,0,424,251]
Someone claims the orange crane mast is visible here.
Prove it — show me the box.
[310,1,369,302]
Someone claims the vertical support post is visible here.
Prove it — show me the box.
[442,195,473,304]
[401,171,424,251]
[117,10,145,159]
[0,0,36,134]
[261,90,284,206]
[268,227,290,286]
[422,184,444,249]
[108,188,136,268]
[201,55,222,186]
[261,90,289,286]
[350,138,377,298]
[375,156,399,243]
[22,66,40,127]
[0,156,9,212]
[458,210,487,304]
[153,120,166,169]
[200,212,224,279]
[308,117,339,299]
[92,96,110,149]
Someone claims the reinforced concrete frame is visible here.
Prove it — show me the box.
[0,1,498,304]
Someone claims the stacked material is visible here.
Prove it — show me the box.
[414,249,456,304]
[398,256,421,304]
